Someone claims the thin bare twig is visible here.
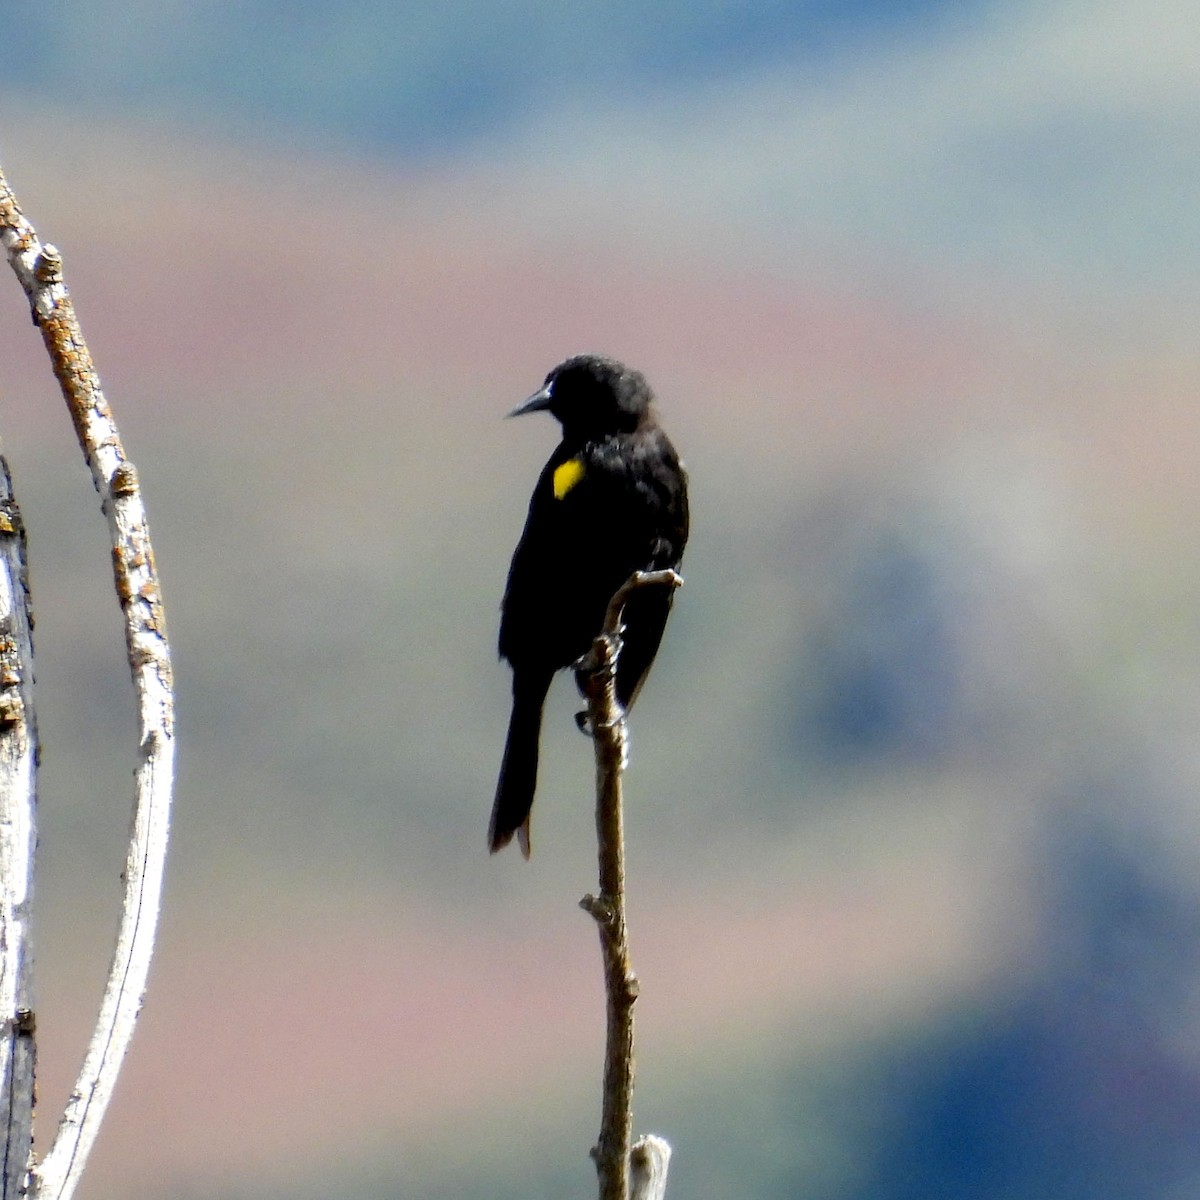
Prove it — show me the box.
[0,457,37,1200]
[578,568,681,1200]
[0,162,176,1200]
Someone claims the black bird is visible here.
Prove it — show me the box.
[490,355,689,857]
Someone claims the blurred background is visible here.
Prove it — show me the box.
[2,1,1200,1196]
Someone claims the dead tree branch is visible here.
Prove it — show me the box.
[577,568,681,1200]
[0,161,176,1200]
[0,457,37,1200]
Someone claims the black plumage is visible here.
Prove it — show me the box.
[490,354,689,856]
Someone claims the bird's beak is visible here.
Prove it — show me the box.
[507,385,553,418]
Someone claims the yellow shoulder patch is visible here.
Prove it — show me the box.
[552,456,585,500]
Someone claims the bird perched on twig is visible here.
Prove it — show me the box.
[490,354,690,857]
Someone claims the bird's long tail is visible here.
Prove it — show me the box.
[489,670,553,857]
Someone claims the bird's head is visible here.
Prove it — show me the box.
[508,354,652,440]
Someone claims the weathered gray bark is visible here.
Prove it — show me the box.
[1,159,176,1200]
[0,456,37,1200]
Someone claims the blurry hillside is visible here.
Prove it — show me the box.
[2,3,1200,1196]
